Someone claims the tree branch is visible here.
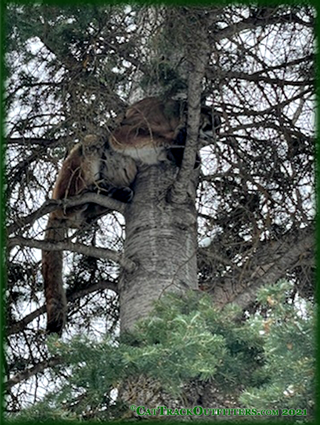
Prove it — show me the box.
[7,279,118,336]
[8,192,126,235]
[213,226,314,309]
[213,11,314,43]
[170,21,209,204]
[7,137,60,147]
[207,68,314,87]
[5,357,63,392]
[8,236,136,272]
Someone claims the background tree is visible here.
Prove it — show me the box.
[4,3,315,418]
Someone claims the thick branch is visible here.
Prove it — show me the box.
[5,357,63,392]
[207,68,314,87]
[7,137,59,147]
[7,133,78,151]
[8,192,126,235]
[8,236,136,272]
[213,226,314,309]
[170,27,209,204]
[64,192,125,215]
[7,279,118,336]
[213,11,314,43]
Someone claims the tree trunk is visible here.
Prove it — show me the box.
[119,161,199,332]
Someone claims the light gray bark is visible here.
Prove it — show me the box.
[119,162,199,331]
[221,226,314,309]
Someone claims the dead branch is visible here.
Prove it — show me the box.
[8,236,136,272]
[7,279,118,336]
[8,192,126,236]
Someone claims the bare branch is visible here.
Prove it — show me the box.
[7,279,118,336]
[207,68,314,87]
[5,357,63,392]
[213,226,314,309]
[7,137,59,147]
[214,11,314,43]
[8,236,136,272]
[8,192,126,235]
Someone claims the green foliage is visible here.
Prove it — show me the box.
[5,4,137,141]
[4,401,79,423]
[240,281,315,416]
[122,292,266,393]
[9,281,316,421]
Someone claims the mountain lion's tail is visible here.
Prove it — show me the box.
[42,214,67,335]
[41,134,137,335]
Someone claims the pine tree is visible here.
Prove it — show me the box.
[4,4,315,419]
[6,283,315,421]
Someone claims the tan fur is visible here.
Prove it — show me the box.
[110,98,184,147]
[109,98,186,164]
[42,134,137,334]
[42,217,67,335]
[42,135,103,334]
[51,134,104,227]
[108,97,219,165]
[42,98,217,334]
